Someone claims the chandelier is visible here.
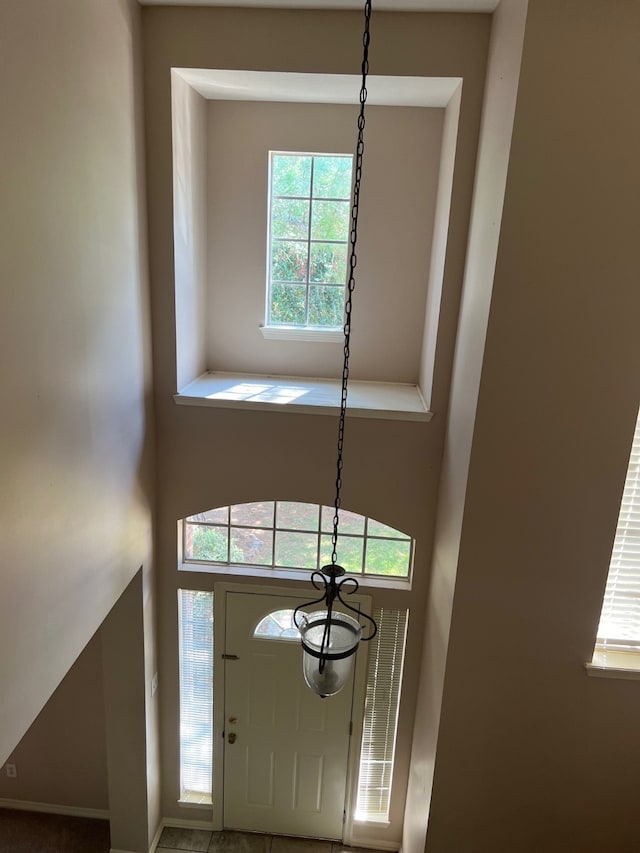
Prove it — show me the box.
[294,0,377,698]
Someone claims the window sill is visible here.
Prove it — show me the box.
[175,372,432,422]
[178,561,412,591]
[178,793,213,807]
[585,650,640,681]
[260,325,344,343]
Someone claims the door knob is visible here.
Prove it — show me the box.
[227,732,237,744]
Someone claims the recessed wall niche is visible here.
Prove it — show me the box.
[171,69,461,405]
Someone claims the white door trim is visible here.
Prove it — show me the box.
[212,580,371,843]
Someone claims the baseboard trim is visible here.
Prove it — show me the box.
[148,820,164,853]
[0,798,109,821]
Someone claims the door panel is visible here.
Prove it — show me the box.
[224,592,353,839]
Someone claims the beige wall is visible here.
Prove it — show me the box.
[142,6,490,845]
[0,0,159,846]
[423,1,640,850]
[0,632,108,811]
[405,1,528,851]
[173,72,209,392]
[418,83,461,412]
[205,100,443,383]
[102,569,156,853]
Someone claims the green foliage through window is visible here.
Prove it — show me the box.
[268,152,352,329]
[183,501,413,579]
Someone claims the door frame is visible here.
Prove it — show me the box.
[212,581,371,844]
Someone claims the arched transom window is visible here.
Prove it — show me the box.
[182,501,412,579]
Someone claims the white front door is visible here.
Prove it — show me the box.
[223,591,354,839]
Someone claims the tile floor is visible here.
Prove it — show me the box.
[157,827,386,853]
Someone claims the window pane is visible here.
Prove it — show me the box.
[313,155,352,199]
[270,283,306,325]
[271,241,308,283]
[275,530,318,569]
[311,200,350,241]
[367,519,409,539]
[365,539,411,577]
[321,506,366,535]
[186,507,228,524]
[309,242,348,284]
[272,198,309,240]
[230,527,273,566]
[320,534,363,574]
[185,523,228,562]
[309,285,344,327]
[254,614,281,637]
[272,154,312,197]
[277,501,319,531]
[231,501,274,528]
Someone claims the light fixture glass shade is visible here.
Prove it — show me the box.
[299,611,363,697]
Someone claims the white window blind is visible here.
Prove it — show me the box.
[595,410,640,655]
[178,589,214,801]
[355,607,408,823]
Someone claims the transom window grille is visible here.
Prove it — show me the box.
[356,607,408,823]
[267,152,353,329]
[594,407,640,662]
[178,589,214,803]
[182,501,413,579]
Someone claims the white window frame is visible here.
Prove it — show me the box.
[265,150,353,336]
[588,408,640,679]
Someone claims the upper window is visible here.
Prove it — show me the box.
[592,407,640,672]
[182,501,412,579]
[267,152,353,330]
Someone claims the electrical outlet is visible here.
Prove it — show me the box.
[5,764,16,778]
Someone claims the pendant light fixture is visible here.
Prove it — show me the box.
[294,0,377,699]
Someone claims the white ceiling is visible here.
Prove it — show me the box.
[139,0,498,11]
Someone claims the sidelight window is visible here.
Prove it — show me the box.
[355,607,408,822]
[592,407,640,672]
[178,589,214,802]
[182,501,413,580]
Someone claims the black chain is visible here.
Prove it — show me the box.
[331,0,372,567]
